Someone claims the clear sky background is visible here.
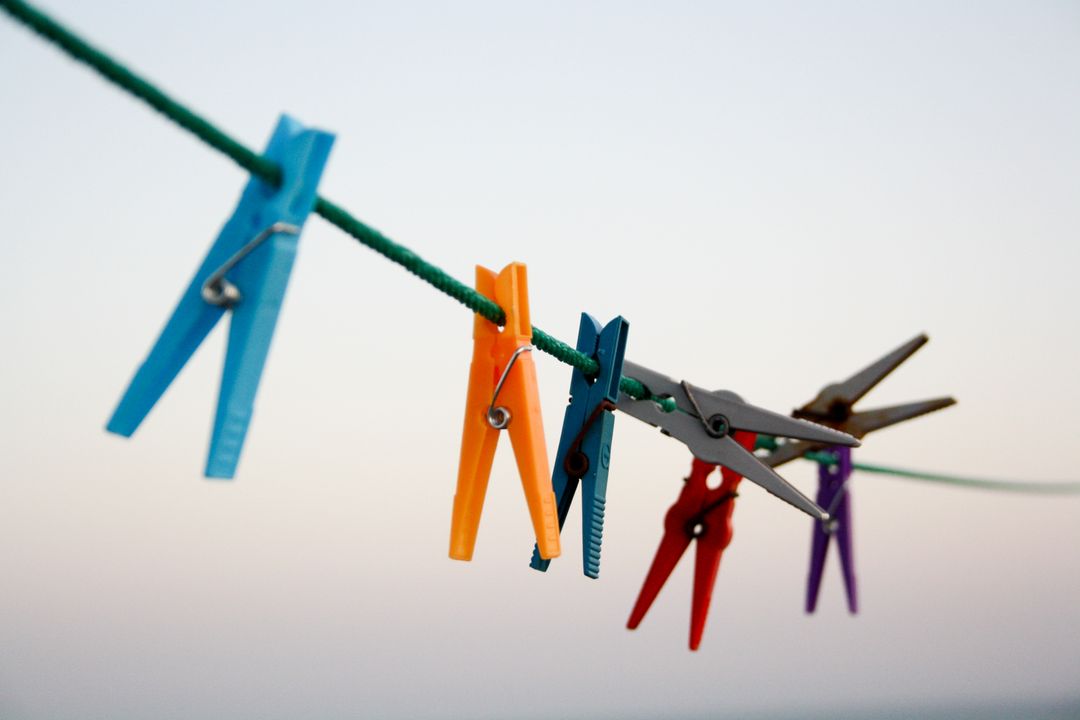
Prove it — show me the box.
[1,1,1079,718]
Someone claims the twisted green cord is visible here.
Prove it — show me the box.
[799,450,1080,494]
[752,436,1080,492]
[849,461,1080,494]
[0,0,280,186]
[0,0,669,408]
[5,0,1080,489]
[6,0,1080,484]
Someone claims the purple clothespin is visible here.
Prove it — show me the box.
[807,445,856,613]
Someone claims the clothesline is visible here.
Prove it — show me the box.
[3,0,1079,495]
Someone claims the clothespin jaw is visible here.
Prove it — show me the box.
[806,445,857,614]
[530,313,629,578]
[763,334,956,470]
[450,263,560,561]
[626,431,757,651]
[106,114,334,479]
[801,334,932,421]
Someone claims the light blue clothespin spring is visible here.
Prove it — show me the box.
[530,313,629,578]
[106,114,335,479]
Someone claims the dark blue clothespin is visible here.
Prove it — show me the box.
[106,114,334,479]
[530,313,629,578]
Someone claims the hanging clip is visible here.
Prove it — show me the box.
[106,114,335,479]
[626,432,757,651]
[529,313,629,578]
[806,445,855,613]
[450,263,560,561]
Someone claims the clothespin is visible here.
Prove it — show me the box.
[626,431,757,650]
[808,445,855,612]
[106,115,334,479]
[615,360,859,520]
[450,263,560,561]
[762,333,956,613]
[530,313,629,578]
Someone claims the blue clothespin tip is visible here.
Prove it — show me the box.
[530,313,629,578]
[106,114,335,479]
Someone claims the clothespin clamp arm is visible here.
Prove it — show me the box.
[764,334,956,470]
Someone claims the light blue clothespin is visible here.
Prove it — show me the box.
[106,114,334,479]
[530,313,629,578]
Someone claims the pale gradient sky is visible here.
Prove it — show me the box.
[1,1,1079,718]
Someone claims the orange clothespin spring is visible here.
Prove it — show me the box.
[450,263,561,562]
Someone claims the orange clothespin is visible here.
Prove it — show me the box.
[450,263,560,562]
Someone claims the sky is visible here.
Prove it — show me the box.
[1,1,1079,718]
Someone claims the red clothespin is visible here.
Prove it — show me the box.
[627,431,758,650]
[449,263,560,561]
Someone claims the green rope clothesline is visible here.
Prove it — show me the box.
[0,0,668,406]
[4,0,1080,497]
[796,450,1080,495]
[744,436,1080,493]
